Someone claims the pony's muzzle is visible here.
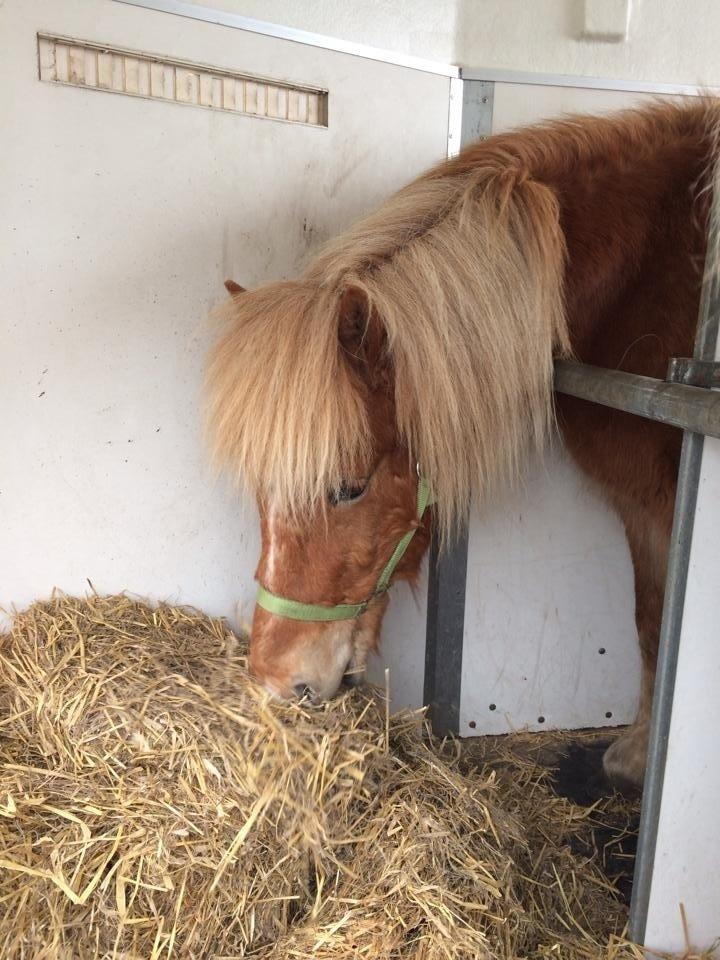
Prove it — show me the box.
[249,609,356,703]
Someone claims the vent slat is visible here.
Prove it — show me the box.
[54,43,69,83]
[68,45,85,85]
[97,52,112,89]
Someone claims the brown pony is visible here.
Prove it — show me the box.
[206,100,717,791]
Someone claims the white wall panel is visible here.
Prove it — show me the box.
[491,81,661,134]
[461,450,641,733]
[0,0,449,653]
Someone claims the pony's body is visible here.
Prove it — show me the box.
[207,101,715,791]
[462,106,710,785]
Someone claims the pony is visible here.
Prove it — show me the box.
[205,100,718,792]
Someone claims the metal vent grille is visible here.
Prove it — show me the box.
[37,33,328,127]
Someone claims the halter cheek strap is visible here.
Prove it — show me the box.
[255,477,433,622]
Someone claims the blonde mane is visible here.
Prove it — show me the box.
[205,124,574,540]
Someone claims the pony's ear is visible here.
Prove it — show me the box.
[224,279,246,295]
[338,286,387,388]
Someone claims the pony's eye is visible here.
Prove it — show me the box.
[329,481,367,506]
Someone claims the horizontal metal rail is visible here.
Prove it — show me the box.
[113,0,461,77]
[554,360,720,438]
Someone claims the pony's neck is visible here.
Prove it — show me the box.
[444,103,714,373]
[566,182,706,363]
[545,116,712,368]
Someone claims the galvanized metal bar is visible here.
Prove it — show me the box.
[423,79,494,737]
[629,174,720,943]
[554,360,720,439]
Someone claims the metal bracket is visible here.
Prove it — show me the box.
[447,78,494,159]
[666,357,720,388]
[461,80,494,145]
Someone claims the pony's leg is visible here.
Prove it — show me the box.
[602,504,670,791]
[558,391,681,792]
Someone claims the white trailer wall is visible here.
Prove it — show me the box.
[1,0,682,737]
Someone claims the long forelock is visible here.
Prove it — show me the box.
[205,280,372,520]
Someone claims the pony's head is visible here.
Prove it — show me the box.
[252,447,432,700]
[210,281,433,698]
[206,161,569,700]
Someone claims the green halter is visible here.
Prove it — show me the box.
[255,477,433,622]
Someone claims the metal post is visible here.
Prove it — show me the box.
[629,173,720,942]
[423,80,494,735]
[423,529,470,735]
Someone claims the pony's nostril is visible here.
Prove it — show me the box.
[293,683,314,700]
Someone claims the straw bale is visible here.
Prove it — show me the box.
[0,595,713,959]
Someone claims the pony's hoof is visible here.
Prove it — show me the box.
[602,728,647,795]
[341,671,364,689]
[553,740,613,804]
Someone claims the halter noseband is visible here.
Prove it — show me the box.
[255,476,433,622]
